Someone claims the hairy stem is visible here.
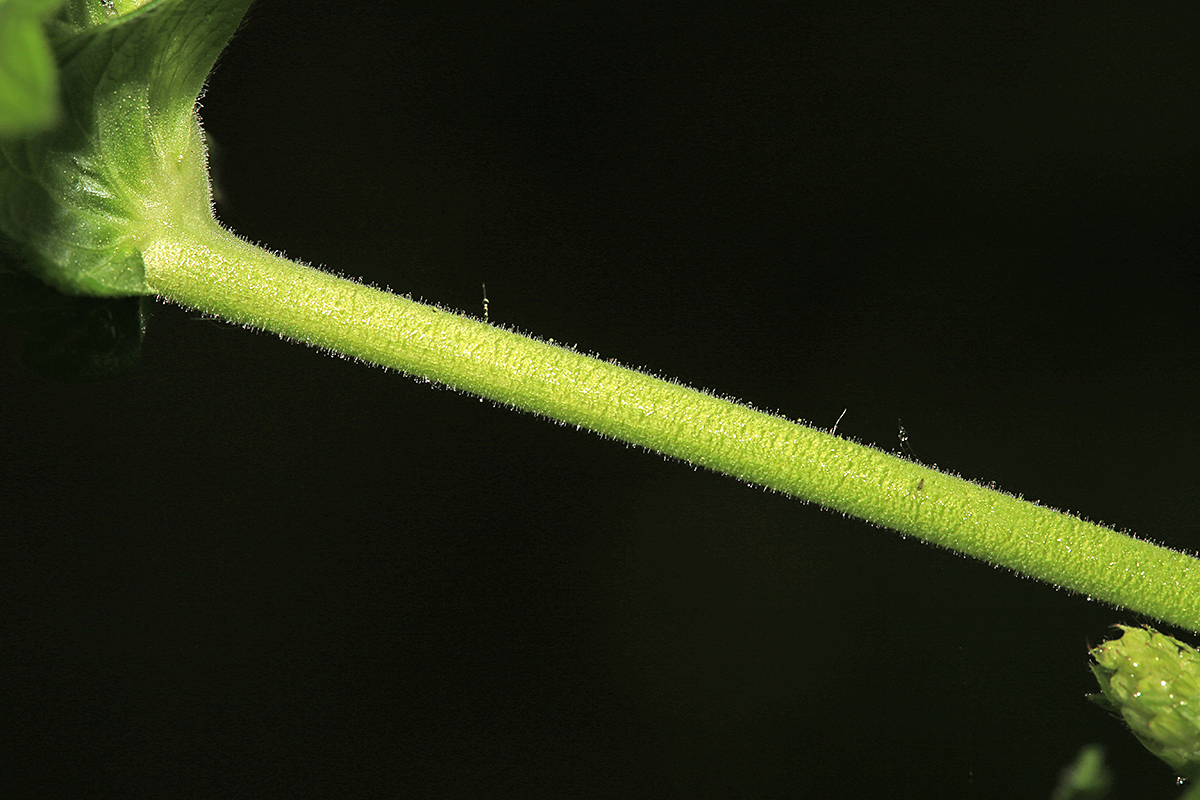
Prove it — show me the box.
[145,217,1200,632]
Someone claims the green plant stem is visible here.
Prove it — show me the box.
[145,217,1200,633]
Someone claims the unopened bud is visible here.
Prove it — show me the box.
[1090,625,1200,778]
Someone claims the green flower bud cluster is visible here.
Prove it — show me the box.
[1090,625,1200,779]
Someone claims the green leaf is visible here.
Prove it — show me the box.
[0,0,251,296]
[1051,744,1111,800]
[0,0,65,136]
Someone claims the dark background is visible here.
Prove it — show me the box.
[3,1,1198,797]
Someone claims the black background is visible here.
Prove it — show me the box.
[3,2,1199,797]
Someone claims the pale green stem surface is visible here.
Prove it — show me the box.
[145,218,1200,633]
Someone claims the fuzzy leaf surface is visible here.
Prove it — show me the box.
[0,0,250,296]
